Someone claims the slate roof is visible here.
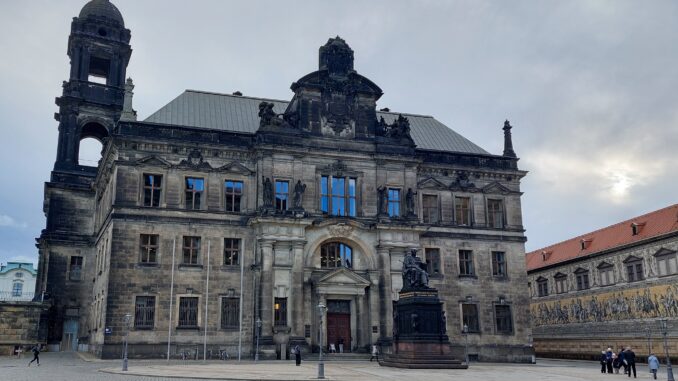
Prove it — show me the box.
[526,204,678,272]
[144,90,490,155]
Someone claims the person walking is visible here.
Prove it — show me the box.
[619,347,628,375]
[606,347,614,374]
[613,351,622,374]
[293,345,301,366]
[647,353,659,380]
[370,345,379,362]
[625,347,637,378]
[28,344,40,367]
[600,350,608,373]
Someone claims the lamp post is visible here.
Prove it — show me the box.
[462,324,469,366]
[122,313,132,371]
[647,328,652,358]
[255,318,262,362]
[659,319,675,381]
[317,303,327,379]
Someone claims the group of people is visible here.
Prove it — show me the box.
[599,347,661,379]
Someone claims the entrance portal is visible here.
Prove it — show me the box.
[326,300,351,352]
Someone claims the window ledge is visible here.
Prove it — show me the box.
[492,276,509,281]
[220,265,241,271]
[176,326,200,330]
[179,264,203,270]
[133,326,154,331]
[138,263,159,268]
[458,275,477,279]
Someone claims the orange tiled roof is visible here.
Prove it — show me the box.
[526,203,678,272]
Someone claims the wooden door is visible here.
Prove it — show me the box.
[327,313,351,352]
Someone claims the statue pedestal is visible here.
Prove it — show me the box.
[380,289,467,369]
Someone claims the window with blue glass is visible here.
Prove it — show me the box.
[320,242,353,268]
[275,180,289,211]
[185,177,204,210]
[320,176,356,217]
[388,188,400,217]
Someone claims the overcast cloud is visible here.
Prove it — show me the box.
[0,0,676,266]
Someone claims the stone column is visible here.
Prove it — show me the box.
[291,241,305,337]
[318,292,327,349]
[377,246,393,342]
[356,294,364,349]
[260,240,274,336]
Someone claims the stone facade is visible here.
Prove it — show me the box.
[526,204,678,361]
[37,1,533,362]
[0,302,47,356]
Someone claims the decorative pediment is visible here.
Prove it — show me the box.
[317,160,361,177]
[554,272,567,279]
[653,247,677,257]
[574,267,589,274]
[134,155,172,168]
[318,268,371,287]
[623,255,643,263]
[179,149,212,170]
[216,161,254,175]
[482,181,519,195]
[597,261,613,269]
[417,176,447,190]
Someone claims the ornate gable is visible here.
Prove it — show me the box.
[216,161,254,175]
[482,181,520,195]
[316,268,371,296]
[134,155,172,168]
[653,247,677,257]
[417,177,447,190]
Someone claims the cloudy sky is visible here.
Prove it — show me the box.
[0,0,676,266]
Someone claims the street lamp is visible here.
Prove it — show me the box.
[462,324,469,366]
[255,318,262,362]
[646,328,652,358]
[122,313,132,371]
[659,319,675,381]
[317,303,327,379]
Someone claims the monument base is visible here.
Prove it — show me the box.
[379,287,467,369]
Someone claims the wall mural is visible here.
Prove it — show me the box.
[531,283,678,326]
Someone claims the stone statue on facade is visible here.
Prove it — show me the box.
[262,177,274,208]
[405,188,416,216]
[402,249,430,290]
[258,101,287,128]
[293,180,306,210]
[377,185,388,216]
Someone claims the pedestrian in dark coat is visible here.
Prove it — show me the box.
[600,351,608,373]
[625,347,637,378]
[293,345,301,366]
[606,348,614,374]
[28,344,40,366]
[619,347,628,374]
[613,352,622,374]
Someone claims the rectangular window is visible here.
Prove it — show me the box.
[425,248,441,276]
[182,236,201,265]
[134,296,155,328]
[487,199,504,229]
[599,266,614,286]
[223,238,240,266]
[178,297,199,328]
[461,303,480,333]
[321,176,357,217]
[11,282,23,297]
[455,197,471,225]
[139,234,159,264]
[224,180,243,212]
[495,305,513,334]
[458,250,474,276]
[221,297,239,329]
[422,195,439,224]
[626,262,644,282]
[69,256,83,281]
[275,180,289,211]
[388,188,400,217]
[143,174,162,207]
[185,177,205,210]
[491,251,506,277]
[537,278,549,297]
[274,297,287,327]
[657,255,678,277]
[576,271,590,290]
[555,276,567,294]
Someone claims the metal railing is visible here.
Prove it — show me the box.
[0,291,35,301]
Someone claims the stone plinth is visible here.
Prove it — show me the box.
[380,289,467,369]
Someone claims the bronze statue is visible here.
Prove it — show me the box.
[293,180,306,210]
[402,249,430,290]
[405,188,416,216]
[377,185,388,216]
[262,177,273,207]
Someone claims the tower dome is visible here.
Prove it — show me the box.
[79,0,124,26]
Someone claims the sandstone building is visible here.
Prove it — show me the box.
[527,204,678,361]
[37,0,533,361]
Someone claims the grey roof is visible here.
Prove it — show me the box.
[144,90,490,155]
[79,0,124,26]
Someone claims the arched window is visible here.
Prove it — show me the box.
[320,242,353,268]
[78,137,103,166]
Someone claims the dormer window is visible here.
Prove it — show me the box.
[631,222,646,236]
[580,239,593,250]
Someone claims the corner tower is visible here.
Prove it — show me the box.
[54,0,131,173]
